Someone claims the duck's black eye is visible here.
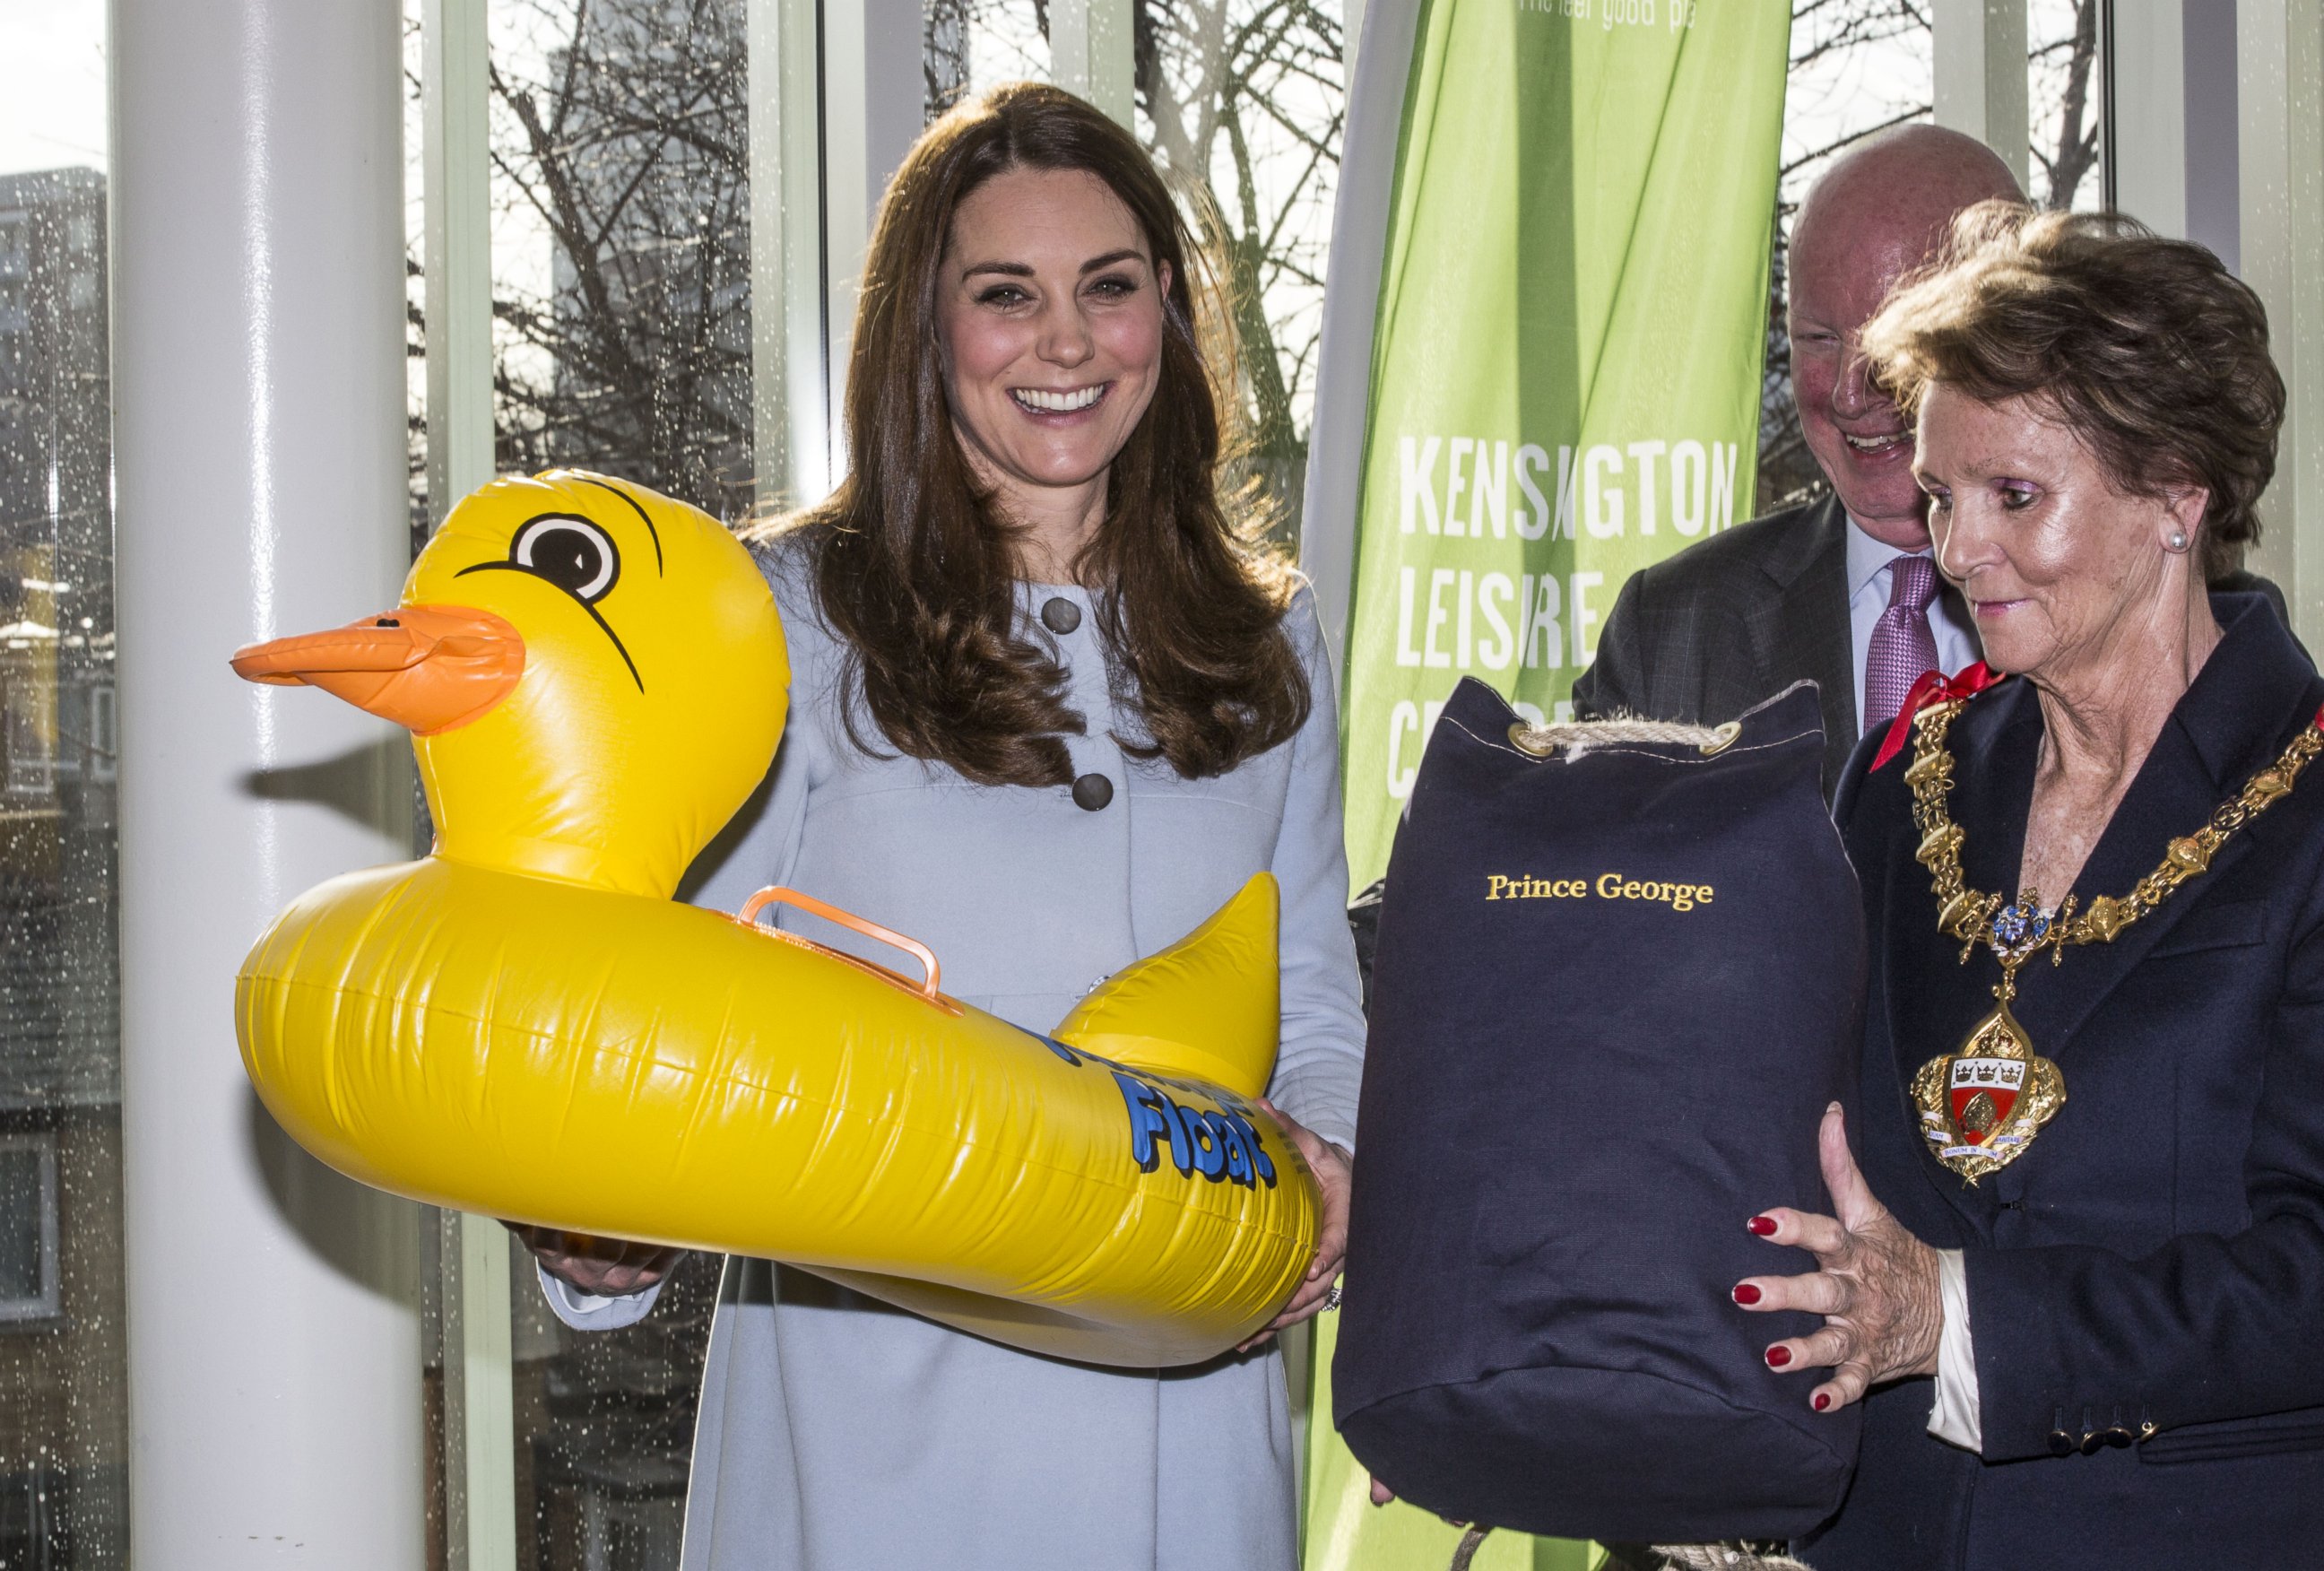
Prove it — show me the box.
[510,514,619,603]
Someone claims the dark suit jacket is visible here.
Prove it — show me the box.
[1573,493,1866,798]
[1804,593,2324,1569]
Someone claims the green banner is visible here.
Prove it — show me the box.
[1312,1,1790,1565]
[1338,0,1792,890]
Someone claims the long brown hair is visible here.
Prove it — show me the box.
[756,82,1308,786]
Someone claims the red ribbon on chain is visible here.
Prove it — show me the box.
[1869,662,2005,772]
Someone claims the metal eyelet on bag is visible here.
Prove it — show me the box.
[1700,721,1742,756]
[1508,721,1555,758]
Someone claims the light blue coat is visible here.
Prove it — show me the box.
[546,539,1366,1571]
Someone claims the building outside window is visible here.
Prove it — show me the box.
[0,5,129,1566]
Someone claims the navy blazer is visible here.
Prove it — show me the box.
[1805,594,2324,1568]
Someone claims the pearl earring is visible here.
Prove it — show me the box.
[2167,529,2189,552]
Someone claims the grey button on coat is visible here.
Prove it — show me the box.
[547,539,1367,1571]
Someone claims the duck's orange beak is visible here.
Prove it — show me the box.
[230,604,525,735]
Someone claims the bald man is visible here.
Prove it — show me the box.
[1574,126,2020,797]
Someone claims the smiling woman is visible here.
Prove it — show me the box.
[938,168,1169,550]
[514,82,1368,1571]
[782,82,1312,789]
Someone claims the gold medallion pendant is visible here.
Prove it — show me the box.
[1911,960,2067,1183]
[1899,690,2324,1188]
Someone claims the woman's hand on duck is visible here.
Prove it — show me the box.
[1732,1103,1943,1412]
[507,1222,682,1298]
[1237,1098,1351,1351]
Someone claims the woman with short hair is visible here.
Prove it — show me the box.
[1726,203,2324,1566]
[520,82,1363,1569]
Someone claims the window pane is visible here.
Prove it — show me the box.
[404,4,430,548]
[0,1147,42,1305]
[1137,0,1346,548]
[1759,0,2105,513]
[481,3,753,1563]
[2029,0,2104,211]
[511,1240,718,1571]
[928,0,1051,118]
[1759,0,1934,514]
[0,1,130,1565]
[489,0,756,516]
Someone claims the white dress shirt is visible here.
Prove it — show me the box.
[1928,1249,1981,1449]
[538,1262,662,1329]
[1843,516,1981,730]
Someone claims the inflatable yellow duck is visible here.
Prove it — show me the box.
[230,470,1317,1367]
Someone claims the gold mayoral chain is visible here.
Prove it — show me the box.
[1903,696,2324,1184]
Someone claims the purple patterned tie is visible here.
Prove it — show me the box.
[1864,554,1941,730]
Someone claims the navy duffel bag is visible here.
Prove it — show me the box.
[1334,676,1865,1545]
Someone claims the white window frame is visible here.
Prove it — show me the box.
[0,1131,64,1326]
[4,712,55,797]
[87,680,117,783]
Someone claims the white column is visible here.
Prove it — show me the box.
[1932,0,2031,192]
[2240,0,2324,643]
[110,0,425,1565]
[1052,0,1137,126]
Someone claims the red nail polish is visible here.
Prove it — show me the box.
[1765,1345,1792,1368]
[1731,1283,1762,1306]
[1747,1215,1778,1237]
[1813,1393,1832,1411]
